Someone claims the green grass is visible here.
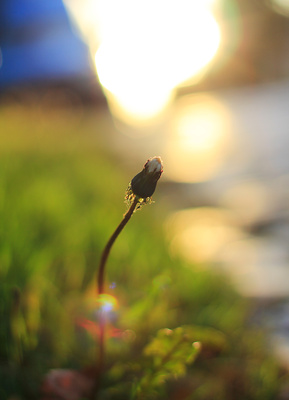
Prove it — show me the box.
[0,104,287,399]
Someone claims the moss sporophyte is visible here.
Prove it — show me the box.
[94,156,163,397]
[128,156,163,201]
[97,156,163,295]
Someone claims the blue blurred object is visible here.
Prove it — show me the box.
[0,0,94,89]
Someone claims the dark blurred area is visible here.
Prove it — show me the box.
[0,0,106,106]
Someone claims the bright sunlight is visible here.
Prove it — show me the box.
[164,93,233,182]
[94,0,221,122]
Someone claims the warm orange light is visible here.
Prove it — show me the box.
[164,93,233,182]
[166,208,243,264]
[63,0,221,123]
[94,0,221,122]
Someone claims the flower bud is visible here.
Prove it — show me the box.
[131,156,163,199]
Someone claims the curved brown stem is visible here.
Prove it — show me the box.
[92,196,139,399]
[97,197,139,295]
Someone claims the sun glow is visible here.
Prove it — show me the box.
[165,93,233,182]
[94,0,221,121]
[166,208,243,263]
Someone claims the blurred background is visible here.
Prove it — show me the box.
[2,0,289,398]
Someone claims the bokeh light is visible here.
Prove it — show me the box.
[166,207,243,264]
[164,93,233,182]
[77,293,120,338]
[219,179,276,227]
[97,293,118,313]
[94,0,221,122]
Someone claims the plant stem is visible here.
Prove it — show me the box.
[93,196,139,399]
[97,196,139,295]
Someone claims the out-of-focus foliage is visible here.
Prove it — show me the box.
[132,326,202,399]
[0,105,288,399]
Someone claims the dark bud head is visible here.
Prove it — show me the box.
[131,156,163,198]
